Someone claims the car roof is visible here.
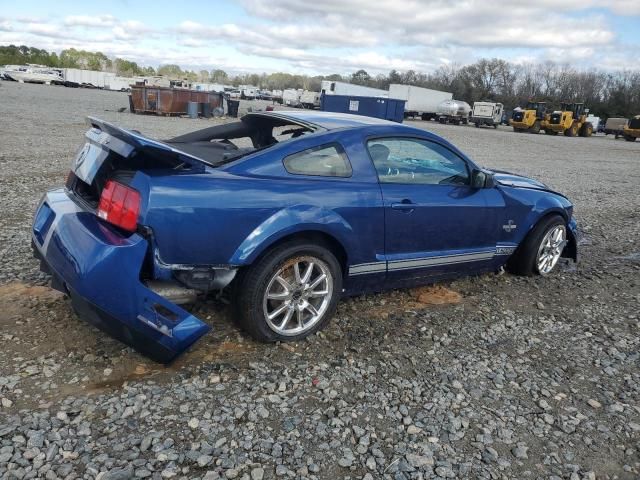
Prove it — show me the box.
[245,110,400,131]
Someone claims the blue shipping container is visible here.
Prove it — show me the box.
[320,94,405,123]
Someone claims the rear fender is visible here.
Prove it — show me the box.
[229,205,352,265]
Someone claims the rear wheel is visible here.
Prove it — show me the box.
[234,242,342,342]
[475,122,480,128]
[507,215,567,276]
[624,134,637,142]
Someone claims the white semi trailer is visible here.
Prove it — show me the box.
[320,80,388,98]
[388,84,452,120]
[63,69,114,88]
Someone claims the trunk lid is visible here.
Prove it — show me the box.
[72,116,211,186]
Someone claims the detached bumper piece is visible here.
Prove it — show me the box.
[32,189,210,363]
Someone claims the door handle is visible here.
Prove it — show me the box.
[391,200,417,211]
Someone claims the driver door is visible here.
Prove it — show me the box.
[367,137,503,283]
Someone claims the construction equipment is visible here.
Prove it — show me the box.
[544,102,593,137]
[622,115,640,142]
[510,101,548,133]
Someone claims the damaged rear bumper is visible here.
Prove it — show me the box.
[32,188,210,363]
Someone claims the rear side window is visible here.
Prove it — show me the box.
[283,143,352,177]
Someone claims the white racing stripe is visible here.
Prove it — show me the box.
[388,251,494,271]
[349,245,516,276]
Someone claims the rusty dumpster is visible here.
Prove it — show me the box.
[130,86,224,116]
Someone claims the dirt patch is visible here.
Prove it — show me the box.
[0,282,64,326]
[364,286,463,320]
[409,285,462,305]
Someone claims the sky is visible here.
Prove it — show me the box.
[0,0,639,75]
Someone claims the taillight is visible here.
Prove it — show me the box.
[97,180,141,232]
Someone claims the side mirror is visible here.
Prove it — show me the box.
[471,169,495,189]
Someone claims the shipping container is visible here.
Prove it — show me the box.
[320,80,388,98]
[320,94,405,123]
[130,86,223,116]
[388,84,452,120]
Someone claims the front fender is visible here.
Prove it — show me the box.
[229,205,353,264]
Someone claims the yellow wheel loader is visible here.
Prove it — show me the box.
[510,101,548,134]
[622,115,640,142]
[545,102,593,137]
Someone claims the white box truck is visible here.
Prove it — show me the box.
[283,89,303,107]
[300,90,320,109]
[388,84,452,120]
[320,80,388,98]
[471,101,504,128]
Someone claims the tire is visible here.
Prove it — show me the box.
[493,124,498,129]
[624,135,636,142]
[234,241,342,342]
[475,122,479,128]
[580,123,593,137]
[529,120,541,134]
[507,215,567,276]
[565,122,578,137]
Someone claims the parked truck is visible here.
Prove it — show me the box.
[282,89,303,107]
[300,90,321,109]
[603,117,628,138]
[320,80,388,98]
[471,101,503,128]
[388,84,452,120]
[436,100,471,125]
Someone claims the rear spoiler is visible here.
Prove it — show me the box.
[86,116,214,171]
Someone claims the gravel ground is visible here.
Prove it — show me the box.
[0,81,638,480]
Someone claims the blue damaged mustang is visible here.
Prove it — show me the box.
[32,111,578,362]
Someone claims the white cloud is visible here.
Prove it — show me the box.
[64,15,117,28]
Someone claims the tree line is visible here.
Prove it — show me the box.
[2,45,638,117]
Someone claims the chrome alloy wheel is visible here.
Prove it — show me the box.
[262,256,333,336]
[536,224,566,274]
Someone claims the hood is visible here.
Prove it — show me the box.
[490,169,567,198]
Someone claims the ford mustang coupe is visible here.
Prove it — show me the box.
[32,111,578,362]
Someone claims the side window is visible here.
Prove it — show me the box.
[283,143,352,177]
[367,138,469,186]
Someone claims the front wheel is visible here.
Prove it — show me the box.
[234,242,342,342]
[507,215,567,276]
